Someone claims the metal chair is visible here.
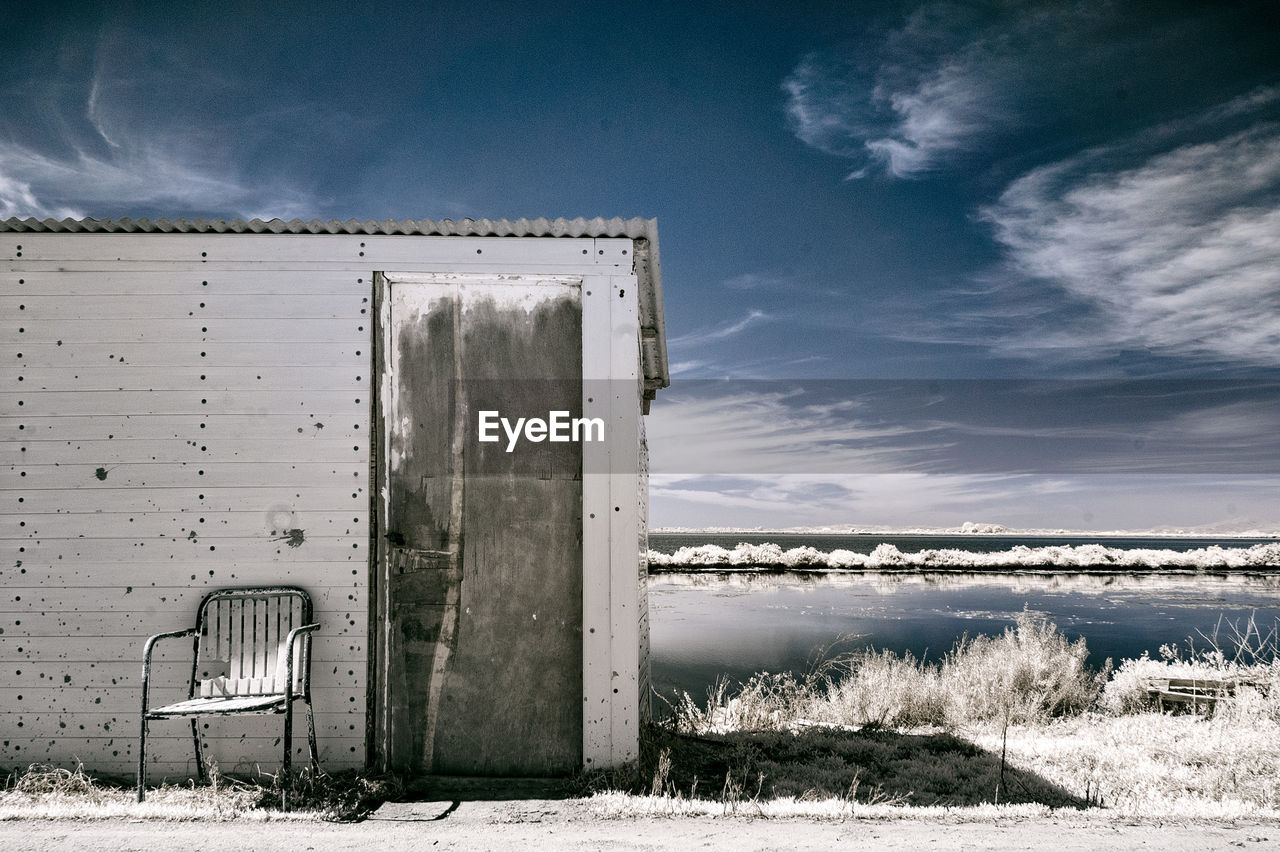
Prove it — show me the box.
[137,586,320,809]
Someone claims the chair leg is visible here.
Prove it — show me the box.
[282,700,294,811]
[306,700,319,774]
[137,716,148,803]
[191,717,208,784]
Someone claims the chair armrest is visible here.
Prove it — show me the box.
[283,623,321,699]
[142,628,199,664]
[140,627,198,713]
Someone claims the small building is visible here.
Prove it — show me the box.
[0,217,668,779]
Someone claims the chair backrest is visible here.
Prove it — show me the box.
[193,587,313,698]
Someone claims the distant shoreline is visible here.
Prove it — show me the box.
[651,528,1280,538]
[646,537,1280,572]
[647,563,1280,575]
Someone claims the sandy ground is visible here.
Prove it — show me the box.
[0,800,1277,851]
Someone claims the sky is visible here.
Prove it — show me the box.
[4,1,1280,532]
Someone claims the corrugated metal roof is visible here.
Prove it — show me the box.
[0,215,655,239]
[0,215,670,402]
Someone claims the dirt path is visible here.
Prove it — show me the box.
[0,800,1276,851]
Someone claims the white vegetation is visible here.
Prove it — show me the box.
[648,541,1280,570]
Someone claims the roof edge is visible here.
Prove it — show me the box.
[0,216,658,239]
[2,214,671,400]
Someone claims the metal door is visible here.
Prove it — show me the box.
[372,274,583,775]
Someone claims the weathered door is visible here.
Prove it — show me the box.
[373,274,583,776]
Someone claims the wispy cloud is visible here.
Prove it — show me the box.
[667,309,771,349]
[978,90,1280,367]
[647,381,1280,527]
[781,2,1263,181]
[647,379,1280,478]
[722,271,795,291]
[0,136,304,220]
[0,27,321,220]
[704,310,770,341]
[649,471,1280,531]
[647,384,945,476]
[784,55,990,179]
[782,2,1060,178]
[0,169,77,219]
[668,360,711,376]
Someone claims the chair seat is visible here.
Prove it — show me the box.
[147,694,291,717]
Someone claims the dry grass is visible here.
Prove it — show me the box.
[0,763,400,822]
[969,707,1280,817]
[641,613,1280,818]
[668,612,1106,734]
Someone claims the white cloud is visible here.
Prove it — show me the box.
[668,360,711,376]
[646,387,948,476]
[649,472,983,528]
[703,310,770,341]
[863,59,1008,178]
[0,33,319,221]
[0,171,78,220]
[781,2,1269,182]
[667,309,771,349]
[782,3,1050,178]
[0,137,287,220]
[648,471,1280,531]
[979,104,1280,366]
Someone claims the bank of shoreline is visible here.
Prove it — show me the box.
[646,539,1280,572]
[648,564,1280,574]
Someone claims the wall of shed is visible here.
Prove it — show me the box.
[1,253,369,779]
[1,232,648,780]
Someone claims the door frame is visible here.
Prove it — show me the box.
[368,258,644,772]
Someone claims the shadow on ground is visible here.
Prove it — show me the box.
[381,723,1085,811]
[400,775,576,801]
[631,725,1086,808]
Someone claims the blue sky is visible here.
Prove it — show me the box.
[5,1,1280,531]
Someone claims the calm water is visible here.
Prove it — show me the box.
[646,534,1280,702]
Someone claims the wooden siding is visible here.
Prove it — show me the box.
[2,258,369,779]
[2,232,649,778]
[581,273,643,767]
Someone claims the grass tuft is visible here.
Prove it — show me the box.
[7,763,102,798]
[665,611,1108,734]
[0,763,401,822]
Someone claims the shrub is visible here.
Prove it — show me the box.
[662,612,1107,735]
[814,649,947,729]
[941,611,1106,724]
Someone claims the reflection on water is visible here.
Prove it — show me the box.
[649,570,1280,703]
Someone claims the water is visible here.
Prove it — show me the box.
[646,534,1280,702]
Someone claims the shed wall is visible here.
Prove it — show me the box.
[1,232,647,779]
[2,258,370,779]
